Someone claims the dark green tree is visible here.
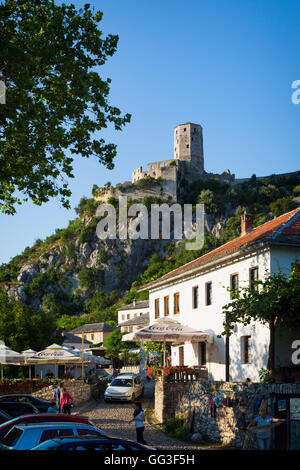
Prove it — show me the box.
[0,0,130,214]
[0,291,60,352]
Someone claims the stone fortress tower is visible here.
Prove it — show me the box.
[174,122,204,179]
[131,121,234,198]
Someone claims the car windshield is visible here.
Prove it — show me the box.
[2,427,23,447]
[110,379,133,387]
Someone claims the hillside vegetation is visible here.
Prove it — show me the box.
[0,172,299,352]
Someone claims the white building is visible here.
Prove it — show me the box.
[139,209,300,382]
[117,300,149,326]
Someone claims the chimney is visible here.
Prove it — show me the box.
[241,211,252,235]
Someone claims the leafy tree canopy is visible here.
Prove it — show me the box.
[0,0,130,214]
[0,291,60,351]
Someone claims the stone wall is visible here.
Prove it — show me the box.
[154,379,300,448]
[33,380,93,406]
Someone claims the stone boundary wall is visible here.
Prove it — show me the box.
[33,380,93,406]
[155,380,300,448]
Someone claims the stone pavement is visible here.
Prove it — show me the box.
[73,380,230,450]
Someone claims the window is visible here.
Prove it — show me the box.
[174,293,180,314]
[127,314,130,320]
[40,429,74,443]
[91,334,94,341]
[134,313,137,318]
[230,274,239,298]
[198,342,206,365]
[205,282,212,305]
[121,314,125,321]
[77,428,103,436]
[155,299,160,318]
[186,144,189,148]
[249,267,258,291]
[192,286,199,309]
[184,128,186,132]
[241,336,252,364]
[140,312,143,316]
[164,296,169,316]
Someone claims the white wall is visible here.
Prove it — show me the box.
[148,244,300,381]
[118,307,149,326]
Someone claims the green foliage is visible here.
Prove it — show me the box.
[23,269,69,299]
[103,329,138,360]
[78,216,103,244]
[293,185,300,196]
[269,196,294,217]
[75,197,99,218]
[106,197,118,207]
[98,250,109,264]
[197,189,219,215]
[135,176,158,189]
[56,314,87,332]
[163,417,192,441]
[0,291,60,352]
[0,0,130,214]
[221,267,300,337]
[77,267,104,291]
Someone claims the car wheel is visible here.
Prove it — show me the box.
[131,393,135,402]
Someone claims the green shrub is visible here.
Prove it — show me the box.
[163,417,192,441]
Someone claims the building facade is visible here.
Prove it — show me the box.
[139,209,300,382]
[117,300,149,326]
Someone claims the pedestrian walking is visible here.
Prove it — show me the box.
[53,382,63,413]
[129,402,148,445]
[60,387,73,415]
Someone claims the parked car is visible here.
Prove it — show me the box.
[32,435,157,451]
[0,410,12,425]
[104,374,144,402]
[0,402,38,418]
[0,413,93,440]
[0,422,108,450]
[0,395,53,413]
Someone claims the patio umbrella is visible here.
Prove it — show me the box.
[122,318,210,366]
[0,343,25,379]
[21,350,37,380]
[25,343,84,379]
[26,343,82,364]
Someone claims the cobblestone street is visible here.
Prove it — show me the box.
[73,381,227,450]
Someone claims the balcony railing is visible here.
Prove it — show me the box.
[145,365,208,382]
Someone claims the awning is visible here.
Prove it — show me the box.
[122,318,210,343]
[0,343,25,364]
[25,343,82,365]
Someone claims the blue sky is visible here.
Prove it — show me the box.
[1,0,299,264]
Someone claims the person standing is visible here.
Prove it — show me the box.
[53,382,63,413]
[129,402,148,445]
[60,387,73,415]
[247,409,285,450]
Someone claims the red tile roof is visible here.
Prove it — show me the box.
[141,208,300,289]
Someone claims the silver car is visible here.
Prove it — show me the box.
[104,375,144,402]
